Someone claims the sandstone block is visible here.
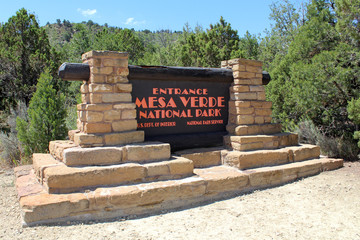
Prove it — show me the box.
[250,101,272,108]
[229,114,254,125]
[113,103,136,110]
[288,144,321,162]
[256,108,272,117]
[43,163,146,193]
[116,67,129,76]
[250,78,263,85]
[68,130,79,141]
[255,116,265,124]
[104,131,144,145]
[121,109,136,119]
[106,75,129,83]
[227,58,262,67]
[102,93,132,103]
[228,100,251,108]
[82,50,128,60]
[81,94,90,104]
[247,166,283,187]
[89,93,103,104]
[233,71,256,79]
[89,74,106,83]
[246,65,263,73]
[104,110,121,121]
[231,92,258,100]
[264,117,272,123]
[145,162,170,177]
[249,85,265,92]
[230,85,249,93]
[91,66,113,75]
[175,147,222,168]
[232,64,246,71]
[320,158,343,171]
[49,140,77,161]
[112,120,138,132]
[84,104,113,111]
[20,192,89,223]
[86,58,102,67]
[168,157,194,176]
[115,83,132,93]
[63,146,123,166]
[89,83,113,93]
[123,142,171,162]
[80,83,89,94]
[103,58,128,67]
[33,153,61,181]
[257,91,266,100]
[73,133,104,146]
[15,169,45,198]
[229,107,254,115]
[86,111,104,122]
[195,166,248,194]
[233,79,252,85]
[84,123,112,134]
[223,149,289,170]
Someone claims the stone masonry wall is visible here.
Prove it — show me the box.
[221,58,284,150]
[73,51,144,147]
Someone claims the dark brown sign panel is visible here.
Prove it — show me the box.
[129,66,233,150]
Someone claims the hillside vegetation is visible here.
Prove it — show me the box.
[0,0,359,166]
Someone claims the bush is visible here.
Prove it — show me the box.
[16,70,67,158]
[0,132,22,167]
[347,98,360,148]
[295,120,359,161]
[0,102,27,167]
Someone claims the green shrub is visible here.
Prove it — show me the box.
[295,120,359,161]
[347,98,360,148]
[0,132,22,167]
[0,102,27,167]
[16,70,67,158]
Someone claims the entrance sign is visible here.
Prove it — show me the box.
[129,66,233,150]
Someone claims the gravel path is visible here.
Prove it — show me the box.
[1,162,360,240]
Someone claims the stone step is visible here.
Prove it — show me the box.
[15,157,343,226]
[224,132,299,151]
[222,144,321,170]
[175,147,223,168]
[33,153,193,194]
[226,123,282,136]
[49,141,171,166]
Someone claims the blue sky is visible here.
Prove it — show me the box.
[0,0,304,36]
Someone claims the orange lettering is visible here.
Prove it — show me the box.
[166,97,177,108]
[158,97,166,108]
[218,97,225,107]
[149,97,157,108]
[191,97,199,107]
[180,97,190,107]
[199,97,208,107]
[136,98,148,108]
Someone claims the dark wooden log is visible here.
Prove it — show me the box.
[58,63,90,81]
[57,63,271,85]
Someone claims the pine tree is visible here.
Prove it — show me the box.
[0,8,60,111]
[16,70,67,157]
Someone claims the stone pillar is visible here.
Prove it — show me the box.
[74,50,144,147]
[221,58,282,150]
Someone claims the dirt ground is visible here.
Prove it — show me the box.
[1,162,360,240]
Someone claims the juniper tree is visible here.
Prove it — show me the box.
[16,70,67,157]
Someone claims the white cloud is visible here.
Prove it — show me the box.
[124,17,145,26]
[77,8,97,17]
[125,17,134,25]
